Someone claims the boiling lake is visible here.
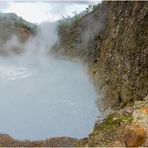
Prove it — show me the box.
[0,55,99,140]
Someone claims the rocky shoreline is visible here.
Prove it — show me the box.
[75,96,148,147]
[0,135,77,147]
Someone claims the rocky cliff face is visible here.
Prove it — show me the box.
[56,1,148,111]
[54,2,148,146]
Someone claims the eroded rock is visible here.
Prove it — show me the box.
[124,125,146,147]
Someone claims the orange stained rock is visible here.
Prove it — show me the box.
[139,108,148,115]
[124,125,146,147]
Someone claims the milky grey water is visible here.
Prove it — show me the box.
[0,55,99,140]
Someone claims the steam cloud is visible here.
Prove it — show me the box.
[24,22,58,56]
[0,21,58,59]
[0,13,99,140]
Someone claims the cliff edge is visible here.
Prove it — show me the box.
[56,1,148,112]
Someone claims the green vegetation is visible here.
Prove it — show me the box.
[98,113,133,131]
[57,3,100,35]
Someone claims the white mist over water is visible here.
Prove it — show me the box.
[0,55,99,140]
[0,18,100,140]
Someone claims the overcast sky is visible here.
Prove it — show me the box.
[0,1,99,24]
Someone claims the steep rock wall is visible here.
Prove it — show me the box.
[56,1,148,111]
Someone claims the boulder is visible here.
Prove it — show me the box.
[124,125,146,147]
